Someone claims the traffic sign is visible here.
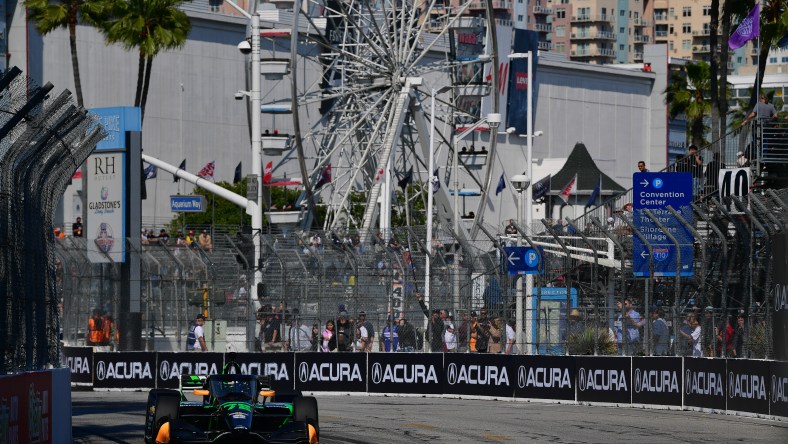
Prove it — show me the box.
[503,246,544,275]
[632,172,694,277]
[170,195,207,212]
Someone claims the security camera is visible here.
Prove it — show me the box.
[506,127,516,134]
[534,130,544,137]
[237,40,252,55]
[234,92,244,100]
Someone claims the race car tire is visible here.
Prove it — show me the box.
[144,389,180,444]
[292,396,319,438]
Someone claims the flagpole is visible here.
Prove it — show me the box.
[154,175,158,230]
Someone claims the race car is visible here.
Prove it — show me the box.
[144,361,318,444]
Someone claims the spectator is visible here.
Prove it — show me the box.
[701,306,717,357]
[637,160,649,172]
[679,314,702,357]
[158,229,170,245]
[199,229,213,252]
[716,315,734,358]
[354,322,369,352]
[444,323,457,352]
[475,308,490,353]
[487,318,502,354]
[675,145,704,196]
[651,309,669,356]
[335,311,354,352]
[740,94,777,127]
[101,313,118,349]
[504,219,517,235]
[72,217,83,237]
[260,309,282,352]
[457,311,472,352]
[175,231,187,247]
[310,324,320,351]
[736,151,750,168]
[397,317,417,352]
[380,317,399,352]
[54,227,65,239]
[417,292,446,352]
[187,314,208,352]
[185,230,196,248]
[615,298,643,355]
[504,319,518,355]
[87,309,104,346]
[732,314,746,358]
[388,236,401,251]
[286,310,312,352]
[320,320,336,352]
[357,311,375,352]
[141,228,150,245]
[704,153,724,197]
[468,311,481,352]
[567,309,584,338]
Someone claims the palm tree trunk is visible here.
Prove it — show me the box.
[68,21,84,107]
[135,51,145,108]
[718,1,732,155]
[140,55,154,122]
[710,0,719,147]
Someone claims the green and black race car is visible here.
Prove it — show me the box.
[144,362,318,444]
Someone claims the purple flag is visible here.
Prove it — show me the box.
[728,4,760,50]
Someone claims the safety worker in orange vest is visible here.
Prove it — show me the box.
[102,312,119,349]
[87,309,104,346]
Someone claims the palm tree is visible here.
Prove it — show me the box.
[665,61,713,147]
[745,0,788,110]
[100,0,191,121]
[25,0,107,107]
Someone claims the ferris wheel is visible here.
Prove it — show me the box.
[259,0,502,238]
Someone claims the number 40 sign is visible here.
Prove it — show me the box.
[717,168,750,211]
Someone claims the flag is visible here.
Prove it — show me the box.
[495,173,506,196]
[558,174,577,204]
[174,159,186,183]
[585,175,601,208]
[728,3,760,50]
[144,164,157,180]
[197,161,215,180]
[431,169,440,194]
[532,174,551,201]
[315,164,332,188]
[233,162,242,184]
[397,167,413,190]
[263,161,273,184]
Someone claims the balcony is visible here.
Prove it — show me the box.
[533,5,554,14]
[538,41,554,51]
[655,30,668,38]
[469,0,511,9]
[570,48,616,57]
[634,52,644,60]
[535,23,552,33]
[571,31,616,40]
[634,35,650,44]
[654,14,669,22]
[571,14,614,23]
[692,29,711,37]
[633,18,650,27]
[693,45,710,54]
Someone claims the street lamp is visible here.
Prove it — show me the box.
[510,173,530,353]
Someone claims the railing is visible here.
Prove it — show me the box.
[654,14,670,21]
[571,31,616,40]
[571,48,616,57]
[534,23,552,33]
[633,18,650,27]
[538,41,554,51]
[693,45,711,53]
[571,14,614,23]
[634,35,650,44]
[692,30,711,37]
[533,5,553,14]
[757,120,788,164]
[655,30,668,38]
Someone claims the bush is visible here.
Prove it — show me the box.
[567,327,617,355]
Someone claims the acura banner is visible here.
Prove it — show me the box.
[513,355,575,401]
[295,352,366,392]
[369,352,443,394]
[631,357,681,406]
[93,352,156,389]
[576,356,631,404]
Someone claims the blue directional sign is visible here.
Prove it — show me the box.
[503,246,545,275]
[632,172,694,277]
[170,195,207,213]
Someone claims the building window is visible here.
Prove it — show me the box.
[619,44,625,50]
[669,7,674,17]
[669,41,674,50]
[669,25,674,34]
[682,40,691,49]
[601,7,607,15]
[555,42,565,53]
[620,27,625,33]
[782,57,788,63]
[555,25,565,37]
[517,14,524,22]
[682,23,691,33]
[737,57,742,63]
[556,9,565,19]
[682,6,691,17]
[703,6,711,16]
[770,57,778,63]
[620,9,625,16]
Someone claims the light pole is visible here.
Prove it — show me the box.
[227,1,263,322]
[511,173,530,353]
